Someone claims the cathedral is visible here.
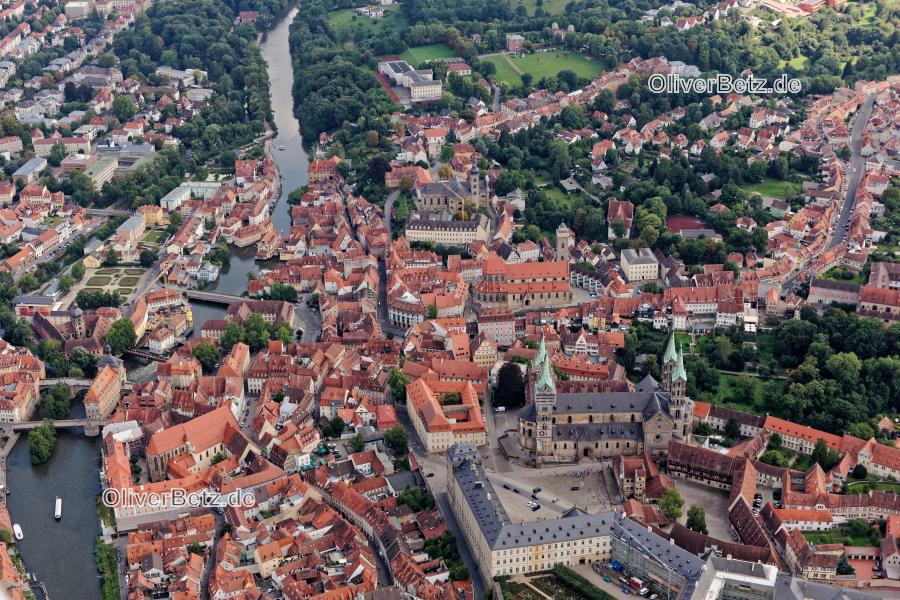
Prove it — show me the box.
[518,333,693,464]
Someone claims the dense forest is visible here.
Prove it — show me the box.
[288,0,396,141]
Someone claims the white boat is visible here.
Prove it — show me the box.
[54,496,62,520]
[12,524,22,540]
[277,145,286,151]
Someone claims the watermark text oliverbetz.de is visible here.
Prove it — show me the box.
[648,73,802,95]
[102,487,256,510]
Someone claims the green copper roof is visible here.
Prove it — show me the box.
[537,350,556,393]
[673,343,687,382]
[534,334,546,367]
[663,332,678,364]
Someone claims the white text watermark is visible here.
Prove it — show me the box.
[648,73,802,95]
[101,487,256,510]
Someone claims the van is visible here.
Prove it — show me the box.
[639,589,649,596]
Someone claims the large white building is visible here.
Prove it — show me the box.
[377,59,442,102]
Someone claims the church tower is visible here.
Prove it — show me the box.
[533,335,556,460]
[661,332,677,392]
[670,344,691,441]
[469,164,481,207]
[555,221,573,260]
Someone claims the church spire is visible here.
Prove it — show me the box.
[535,333,547,368]
[663,332,678,365]
[537,349,556,393]
[673,343,687,382]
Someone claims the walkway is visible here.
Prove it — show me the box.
[9,419,107,432]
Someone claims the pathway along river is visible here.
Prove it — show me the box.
[6,7,308,599]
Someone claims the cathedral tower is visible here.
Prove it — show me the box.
[533,335,556,460]
[661,332,677,392]
[670,344,691,440]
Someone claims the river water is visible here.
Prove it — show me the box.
[6,7,308,598]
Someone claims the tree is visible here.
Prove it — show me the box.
[811,438,841,471]
[658,487,684,520]
[47,143,67,167]
[321,416,345,438]
[760,450,789,467]
[348,433,365,453]
[724,417,741,440]
[192,341,220,372]
[267,283,298,302]
[686,505,708,535]
[58,275,74,293]
[139,249,156,267]
[105,319,136,355]
[836,554,855,575]
[384,425,409,456]
[388,367,407,403]
[768,432,783,451]
[42,383,70,419]
[851,463,868,480]
[113,95,136,122]
[243,314,270,350]
[19,273,38,293]
[72,261,86,280]
[221,322,245,348]
[272,321,294,344]
[847,422,875,441]
[397,486,435,512]
[28,420,57,465]
[494,362,526,409]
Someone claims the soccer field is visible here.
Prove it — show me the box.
[400,44,456,66]
[486,51,603,86]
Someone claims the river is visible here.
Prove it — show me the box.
[6,7,309,598]
[188,5,309,336]
[6,403,103,600]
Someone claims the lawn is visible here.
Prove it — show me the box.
[119,276,140,286]
[95,268,117,275]
[400,44,456,67]
[821,267,865,285]
[778,55,810,69]
[116,288,134,296]
[488,54,524,86]
[804,528,877,547]
[743,177,800,200]
[509,0,569,14]
[327,6,408,40]
[142,231,165,243]
[124,268,144,276]
[86,276,112,286]
[701,373,781,415]
[486,51,603,86]
[792,453,814,471]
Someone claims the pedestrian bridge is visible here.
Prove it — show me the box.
[178,288,245,306]
[39,378,133,391]
[10,419,108,436]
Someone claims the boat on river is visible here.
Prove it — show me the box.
[13,523,22,540]
[54,497,62,520]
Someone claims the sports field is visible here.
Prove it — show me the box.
[486,51,603,86]
[400,44,456,66]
